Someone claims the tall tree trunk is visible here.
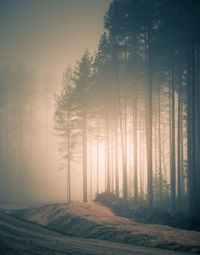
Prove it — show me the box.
[154,112,158,196]
[177,75,182,204]
[113,38,127,201]
[124,38,128,201]
[46,92,49,201]
[114,108,119,197]
[171,52,176,212]
[106,112,110,192]
[180,96,184,195]
[5,91,9,202]
[158,84,162,200]
[96,122,99,194]
[90,139,93,200]
[104,128,107,192]
[110,115,114,193]
[117,82,127,201]
[82,108,87,203]
[146,26,153,210]
[67,110,71,204]
[140,128,144,198]
[133,83,138,203]
[196,42,200,216]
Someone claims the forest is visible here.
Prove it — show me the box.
[0,1,200,254]
[54,0,200,221]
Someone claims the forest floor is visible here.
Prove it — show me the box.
[0,211,193,255]
[1,202,200,254]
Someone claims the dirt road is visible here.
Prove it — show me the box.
[0,212,194,255]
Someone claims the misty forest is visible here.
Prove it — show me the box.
[0,1,200,254]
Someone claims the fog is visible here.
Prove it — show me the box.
[0,0,111,203]
[1,0,200,224]
[0,3,200,254]
[0,0,110,82]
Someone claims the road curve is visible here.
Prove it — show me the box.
[0,212,194,255]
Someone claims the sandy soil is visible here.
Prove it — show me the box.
[2,202,200,254]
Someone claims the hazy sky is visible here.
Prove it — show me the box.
[0,0,111,83]
[0,0,111,202]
